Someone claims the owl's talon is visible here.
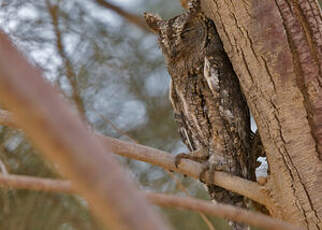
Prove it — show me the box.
[175,151,208,168]
[199,163,222,185]
[199,164,210,183]
[175,153,190,168]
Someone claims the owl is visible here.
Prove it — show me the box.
[145,1,253,229]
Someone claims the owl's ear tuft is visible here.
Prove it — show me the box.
[144,12,163,34]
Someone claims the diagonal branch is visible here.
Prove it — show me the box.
[0,109,272,209]
[0,31,172,230]
[91,106,138,143]
[94,0,150,32]
[90,108,216,230]
[0,174,303,230]
[0,158,8,175]
[97,134,273,209]
[167,171,216,230]
[46,0,86,116]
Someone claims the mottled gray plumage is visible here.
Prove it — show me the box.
[145,1,253,229]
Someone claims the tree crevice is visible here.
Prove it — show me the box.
[202,0,322,228]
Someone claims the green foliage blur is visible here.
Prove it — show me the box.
[0,0,230,229]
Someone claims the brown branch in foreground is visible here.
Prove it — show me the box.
[91,109,216,230]
[0,174,304,230]
[0,31,172,230]
[0,110,272,208]
[94,0,150,32]
[97,112,216,230]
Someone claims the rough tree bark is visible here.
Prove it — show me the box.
[200,0,322,229]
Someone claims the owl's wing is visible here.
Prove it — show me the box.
[204,56,250,145]
[169,79,195,152]
[203,56,251,179]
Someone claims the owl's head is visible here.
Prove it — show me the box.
[144,3,207,64]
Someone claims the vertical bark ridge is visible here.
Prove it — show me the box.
[201,0,322,229]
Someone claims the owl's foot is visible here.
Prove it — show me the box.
[174,151,208,168]
[199,163,210,183]
[199,162,225,185]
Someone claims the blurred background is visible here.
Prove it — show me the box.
[0,0,232,229]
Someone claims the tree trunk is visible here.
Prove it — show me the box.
[201,0,322,229]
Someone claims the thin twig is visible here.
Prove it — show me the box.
[46,0,86,117]
[94,0,150,32]
[0,174,304,230]
[167,172,216,230]
[0,158,8,175]
[91,106,138,143]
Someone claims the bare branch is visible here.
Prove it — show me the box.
[0,158,8,175]
[0,174,72,193]
[0,174,304,230]
[147,193,304,230]
[97,134,273,208]
[46,0,86,116]
[0,110,271,208]
[200,214,216,230]
[0,31,172,230]
[167,172,216,230]
[91,106,138,143]
[94,0,150,32]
